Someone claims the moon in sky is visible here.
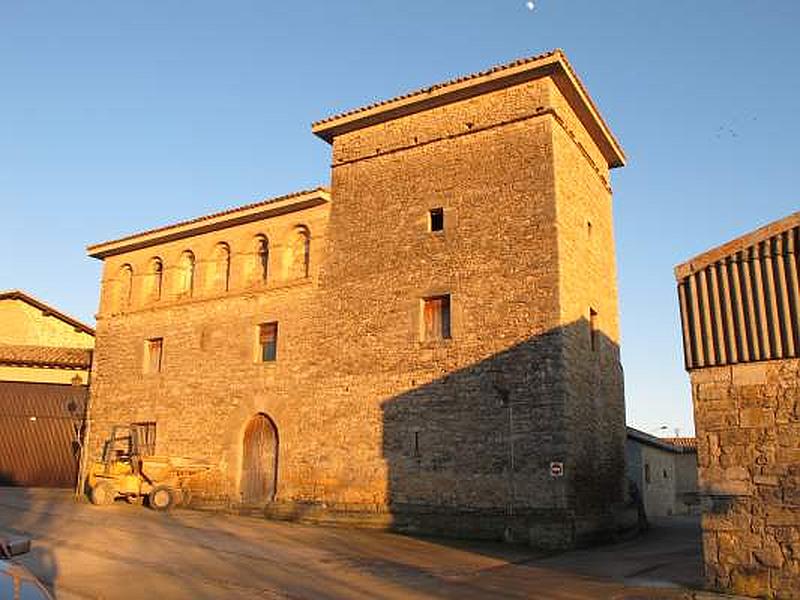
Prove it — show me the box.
[526,1,535,10]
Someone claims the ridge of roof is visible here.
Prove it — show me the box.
[87,186,330,259]
[626,427,695,454]
[0,291,95,336]
[675,210,800,279]
[312,49,561,128]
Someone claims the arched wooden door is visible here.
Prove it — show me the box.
[241,413,278,504]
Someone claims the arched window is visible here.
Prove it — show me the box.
[254,235,269,284]
[147,257,163,302]
[284,226,310,280]
[211,242,231,292]
[115,264,133,311]
[178,250,195,296]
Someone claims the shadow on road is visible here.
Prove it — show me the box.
[0,490,703,599]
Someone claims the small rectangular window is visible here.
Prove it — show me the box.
[144,338,163,373]
[429,208,444,232]
[259,322,278,362]
[423,295,451,340]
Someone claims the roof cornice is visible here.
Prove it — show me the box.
[312,50,625,169]
[87,187,330,259]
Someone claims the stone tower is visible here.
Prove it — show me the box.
[310,49,627,544]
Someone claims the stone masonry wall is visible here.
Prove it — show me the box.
[692,359,800,599]
[89,202,331,502]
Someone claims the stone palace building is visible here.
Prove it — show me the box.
[86,49,628,546]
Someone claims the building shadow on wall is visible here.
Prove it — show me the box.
[377,318,628,549]
[264,320,630,549]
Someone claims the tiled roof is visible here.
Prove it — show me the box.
[87,187,330,257]
[626,427,696,454]
[662,437,698,450]
[0,345,93,369]
[0,290,95,336]
[311,49,625,168]
[312,50,561,128]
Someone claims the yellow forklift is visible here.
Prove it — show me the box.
[87,424,210,510]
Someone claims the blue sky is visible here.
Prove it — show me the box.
[2,1,798,436]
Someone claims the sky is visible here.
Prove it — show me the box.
[2,1,799,437]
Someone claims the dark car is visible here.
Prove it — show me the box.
[0,537,53,600]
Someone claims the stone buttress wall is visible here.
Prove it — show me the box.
[315,76,586,544]
[692,360,800,599]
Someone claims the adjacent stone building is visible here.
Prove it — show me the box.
[676,212,800,598]
[625,427,699,518]
[87,50,628,546]
[0,290,94,487]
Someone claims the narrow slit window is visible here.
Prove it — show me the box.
[259,322,278,362]
[257,236,270,283]
[423,295,451,340]
[429,208,444,232]
[151,259,163,301]
[145,338,163,374]
[589,308,598,351]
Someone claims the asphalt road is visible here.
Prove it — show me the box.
[0,488,705,600]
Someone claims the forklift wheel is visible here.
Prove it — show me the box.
[148,485,175,511]
[89,482,115,506]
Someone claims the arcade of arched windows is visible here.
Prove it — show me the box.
[105,227,313,314]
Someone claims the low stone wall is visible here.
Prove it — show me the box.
[692,359,800,599]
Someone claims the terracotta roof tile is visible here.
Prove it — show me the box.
[0,345,93,369]
[662,437,698,450]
